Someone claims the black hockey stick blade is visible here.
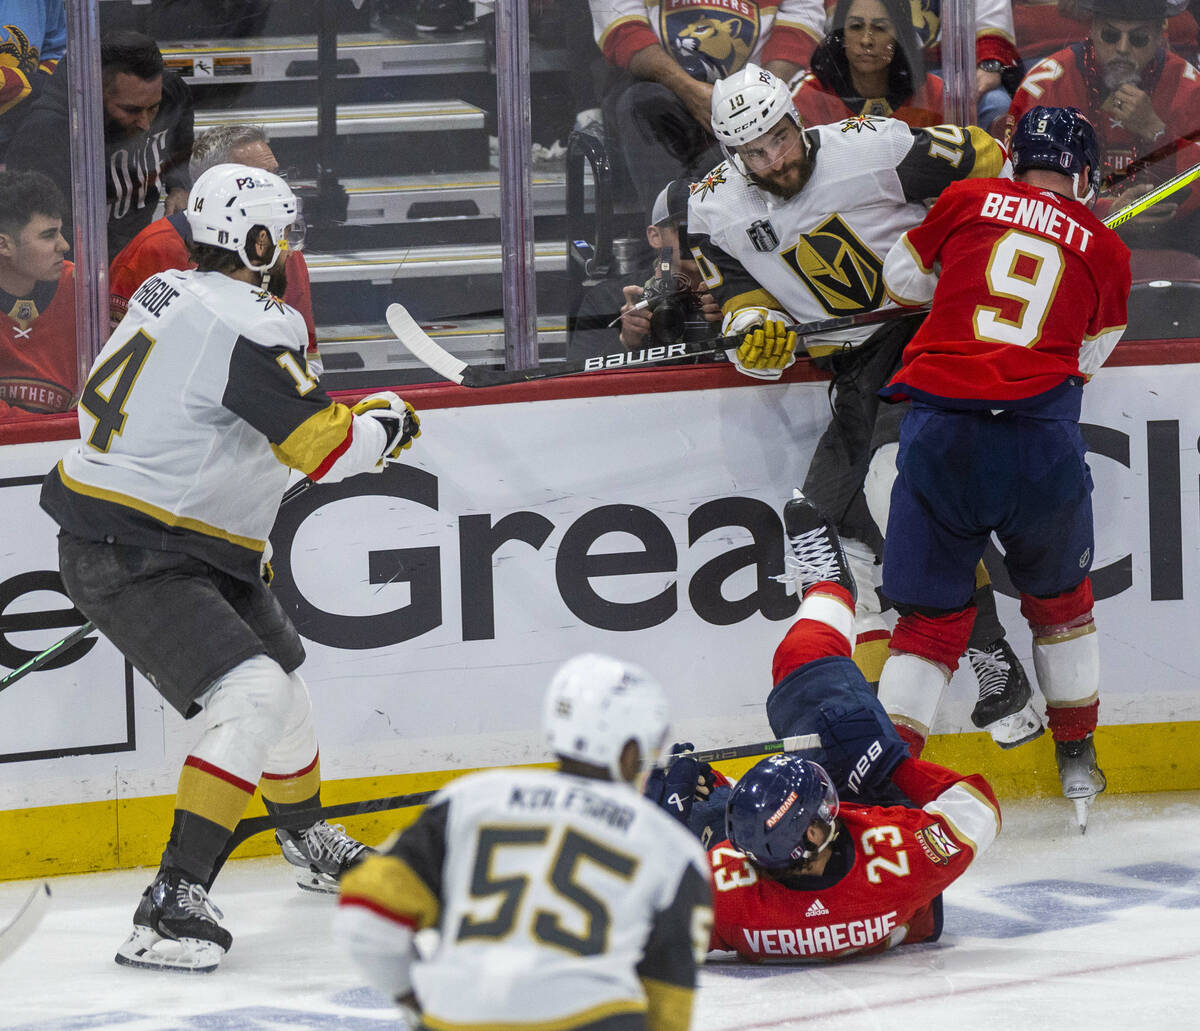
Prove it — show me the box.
[224,734,823,850]
[0,882,51,964]
[225,789,439,851]
[387,301,928,388]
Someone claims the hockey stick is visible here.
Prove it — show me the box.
[1100,158,1200,228]
[0,883,51,964]
[386,301,927,388]
[0,477,317,697]
[222,733,823,850]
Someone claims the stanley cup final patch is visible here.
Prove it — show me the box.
[746,218,779,252]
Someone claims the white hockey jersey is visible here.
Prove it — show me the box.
[41,268,387,582]
[686,116,1008,357]
[338,768,713,1031]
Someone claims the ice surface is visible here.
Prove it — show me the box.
[1,791,1197,1029]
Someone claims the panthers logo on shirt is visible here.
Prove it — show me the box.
[662,1,760,80]
[780,214,885,315]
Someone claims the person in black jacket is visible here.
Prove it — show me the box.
[7,29,193,260]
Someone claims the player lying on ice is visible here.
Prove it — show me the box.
[646,491,1001,960]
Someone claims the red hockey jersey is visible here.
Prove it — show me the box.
[0,261,77,416]
[881,177,1129,406]
[708,757,1000,960]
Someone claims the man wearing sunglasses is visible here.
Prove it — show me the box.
[1005,0,1200,252]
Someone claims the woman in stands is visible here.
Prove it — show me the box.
[791,0,944,129]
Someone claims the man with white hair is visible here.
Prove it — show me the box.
[336,653,713,1031]
[108,123,322,372]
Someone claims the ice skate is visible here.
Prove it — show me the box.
[276,821,373,893]
[967,638,1044,749]
[114,867,231,973]
[777,489,857,603]
[1055,733,1106,834]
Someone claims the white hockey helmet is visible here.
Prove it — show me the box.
[543,653,670,781]
[186,162,301,272]
[711,63,802,173]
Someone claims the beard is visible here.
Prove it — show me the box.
[263,252,289,299]
[1102,60,1140,90]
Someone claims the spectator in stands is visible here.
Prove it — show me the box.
[0,170,76,417]
[108,124,323,373]
[1005,0,1200,253]
[1011,0,1197,67]
[792,0,945,129]
[588,0,822,218]
[7,29,194,260]
[568,177,719,360]
[813,0,1022,128]
[0,1,65,163]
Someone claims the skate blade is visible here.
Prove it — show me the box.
[982,703,1045,749]
[293,869,338,894]
[114,925,224,973]
[1073,796,1092,835]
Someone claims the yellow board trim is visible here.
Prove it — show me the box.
[3,725,1199,882]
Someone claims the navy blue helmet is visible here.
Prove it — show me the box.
[725,754,839,871]
[1011,106,1101,202]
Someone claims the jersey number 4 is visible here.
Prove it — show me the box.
[457,825,637,957]
[79,329,156,452]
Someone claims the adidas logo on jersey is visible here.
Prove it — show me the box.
[805,898,829,918]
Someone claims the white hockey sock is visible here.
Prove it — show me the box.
[1033,623,1099,707]
[877,652,951,740]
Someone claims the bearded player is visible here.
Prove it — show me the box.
[685,62,1042,754]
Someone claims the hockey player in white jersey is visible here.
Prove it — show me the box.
[40,163,422,972]
[336,654,714,1031]
[685,64,1044,750]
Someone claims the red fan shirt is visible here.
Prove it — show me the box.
[0,260,78,416]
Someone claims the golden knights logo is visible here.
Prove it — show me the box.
[662,0,761,81]
[840,114,882,134]
[780,215,885,315]
[252,289,286,314]
[691,164,728,200]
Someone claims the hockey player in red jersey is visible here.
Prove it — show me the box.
[874,106,1131,831]
[0,169,77,418]
[648,491,1001,961]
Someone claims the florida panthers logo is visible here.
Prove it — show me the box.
[909,0,940,48]
[663,2,760,80]
[780,215,885,315]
